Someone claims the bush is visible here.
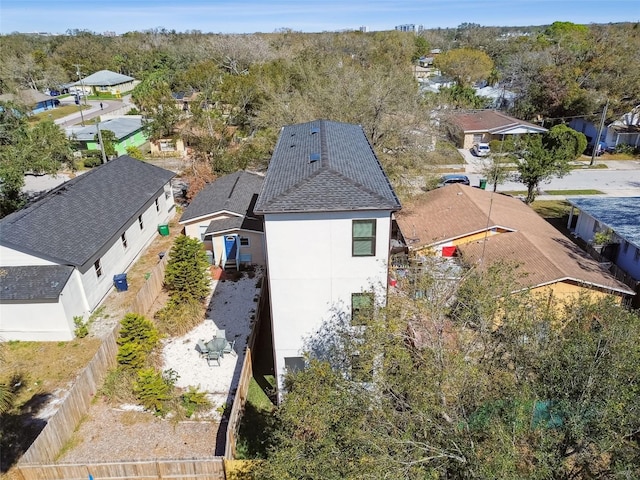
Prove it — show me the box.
[117,313,159,353]
[155,294,205,336]
[99,367,137,403]
[134,368,175,415]
[82,151,103,168]
[116,342,147,370]
[164,236,211,300]
[181,386,211,418]
[73,316,88,338]
[126,146,144,160]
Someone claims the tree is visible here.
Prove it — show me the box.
[515,125,582,203]
[163,235,210,301]
[0,104,73,217]
[434,48,493,86]
[94,129,117,158]
[479,155,511,192]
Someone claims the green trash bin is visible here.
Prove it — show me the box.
[479,178,487,190]
[158,224,170,236]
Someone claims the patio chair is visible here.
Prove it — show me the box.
[197,339,209,356]
[215,329,226,340]
[207,350,221,367]
[223,339,237,357]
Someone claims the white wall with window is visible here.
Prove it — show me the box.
[263,209,392,392]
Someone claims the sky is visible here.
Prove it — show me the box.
[1,0,638,35]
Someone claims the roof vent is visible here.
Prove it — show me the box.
[310,127,320,135]
[309,153,321,163]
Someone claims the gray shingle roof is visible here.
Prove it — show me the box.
[0,156,174,270]
[254,120,401,214]
[67,117,143,141]
[567,197,640,248]
[73,70,134,86]
[179,171,264,223]
[0,265,74,301]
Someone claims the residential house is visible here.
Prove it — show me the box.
[172,91,200,112]
[474,85,517,110]
[254,119,401,393]
[394,184,634,304]
[448,110,547,149]
[150,137,188,157]
[180,171,265,269]
[570,105,640,150]
[66,116,148,156]
[74,70,136,95]
[0,89,58,114]
[0,156,175,341]
[566,196,640,290]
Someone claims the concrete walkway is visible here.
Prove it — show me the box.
[55,95,132,128]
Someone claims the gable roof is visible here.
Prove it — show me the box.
[567,197,640,248]
[179,171,264,223]
[450,110,547,135]
[0,156,174,270]
[73,70,134,86]
[0,89,54,105]
[66,116,143,141]
[0,265,74,301]
[396,185,633,295]
[254,120,400,214]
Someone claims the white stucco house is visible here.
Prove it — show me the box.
[179,171,265,269]
[567,197,640,288]
[0,156,175,341]
[254,119,401,394]
[569,105,640,150]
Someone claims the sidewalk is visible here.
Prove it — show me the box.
[55,95,131,128]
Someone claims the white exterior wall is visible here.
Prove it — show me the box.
[0,245,57,266]
[81,191,174,310]
[0,273,85,341]
[264,210,392,388]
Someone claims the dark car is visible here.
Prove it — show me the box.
[48,89,60,96]
[438,174,470,187]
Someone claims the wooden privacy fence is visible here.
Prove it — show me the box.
[131,253,169,315]
[17,458,225,480]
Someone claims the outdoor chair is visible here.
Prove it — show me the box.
[223,339,236,357]
[197,339,209,356]
[207,350,221,367]
[215,329,226,340]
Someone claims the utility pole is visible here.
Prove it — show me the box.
[590,99,609,166]
[73,63,86,126]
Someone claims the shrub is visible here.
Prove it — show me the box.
[155,294,205,336]
[181,386,211,418]
[134,368,174,415]
[82,151,103,167]
[73,316,88,338]
[117,313,159,354]
[126,146,144,160]
[99,367,137,403]
[164,236,211,300]
[116,342,147,370]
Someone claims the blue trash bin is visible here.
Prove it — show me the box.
[113,273,128,292]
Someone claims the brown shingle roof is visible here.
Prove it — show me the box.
[450,110,545,134]
[396,185,633,295]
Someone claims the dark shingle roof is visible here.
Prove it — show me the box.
[254,120,401,214]
[0,156,174,270]
[0,265,74,301]
[566,197,640,248]
[179,171,264,223]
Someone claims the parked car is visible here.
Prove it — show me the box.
[47,89,60,96]
[472,142,491,156]
[438,174,470,187]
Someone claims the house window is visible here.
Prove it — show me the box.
[199,225,208,241]
[155,198,160,212]
[240,237,250,247]
[94,259,103,278]
[284,356,306,374]
[351,292,374,325]
[472,134,483,143]
[121,233,128,249]
[159,140,176,152]
[138,215,144,230]
[352,220,376,256]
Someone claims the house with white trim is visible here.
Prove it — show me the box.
[0,156,175,341]
[254,120,401,393]
[179,171,265,269]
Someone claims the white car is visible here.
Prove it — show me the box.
[473,142,491,156]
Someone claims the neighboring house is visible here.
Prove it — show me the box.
[570,105,640,150]
[474,85,517,110]
[73,70,136,95]
[172,91,200,112]
[66,116,147,156]
[150,137,188,157]
[0,89,58,114]
[448,110,547,149]
[394,184,634,303]
[566,197,640,285]
[180,171,265,269]
[419,74,455,94]
[254,119,401,393]
[0,156,175,341]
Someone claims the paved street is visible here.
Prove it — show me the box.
[55,94,132,127]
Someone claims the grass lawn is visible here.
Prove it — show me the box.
[531,199,571,219]
[29,104,90,123]
[543,189,604,195]
[235,376,276,459]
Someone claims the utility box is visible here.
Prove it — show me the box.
[158,224,170,236]
[113,273,128,292]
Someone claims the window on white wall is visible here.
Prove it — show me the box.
[155,198,160,212]
[121,233,128,249]
[94,259,103,278]
[138,215,144,230]
[284,356,306,373]
[351,292,374,326]
[352,219,376,256]
[240,237,250,247]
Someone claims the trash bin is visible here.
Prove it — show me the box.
[479,178,487,190]
[113,273,128,292]
[157,224,170,236]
